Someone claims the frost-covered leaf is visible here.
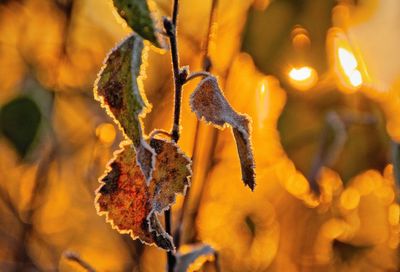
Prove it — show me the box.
[174,244,216,272]
[95,34,154,181]
[112,0,162,48]
[190,76,256,190]
[95,143,172,250]
[232,128,256,190]
[149,138,192,213]
[96,139,191,251]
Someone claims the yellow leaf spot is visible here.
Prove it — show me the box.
[388,234,399,249]
[322,218,346,239]
[288,66,318,91]
[256,79,270,129]
[340,188,360,210]
[375,185,395,205]
[353,175,376,196]
[388,204,400,226]
[285,172,309,196]
[96,123,116,145]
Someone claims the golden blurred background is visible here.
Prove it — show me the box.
[0,0,399,271]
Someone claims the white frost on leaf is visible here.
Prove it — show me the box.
[189,75,256,190]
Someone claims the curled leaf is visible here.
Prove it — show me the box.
[232,128,256,190]
[94,34,154,181]
[112,0,163,48]
[174,244,216,272]
[96,138,191,251]
[190,76,256,190]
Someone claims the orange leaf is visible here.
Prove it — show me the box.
[96,138,191,251]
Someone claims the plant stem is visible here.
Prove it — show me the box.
[165,209,174,272]
[308,111,347,193]
[164,0,182,271]
[173,0,218,248]
[171,0,179,26]
[164,2,183,143]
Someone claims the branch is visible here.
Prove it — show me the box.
[163,0,182,270]
[308,111,347,193]
[173,0,218,249]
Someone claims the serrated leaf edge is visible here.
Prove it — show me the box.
[94,140,167,250]
[149,136,192,215]
[94,138,192,251]
[109,0,166,48]
[93,34,155,181]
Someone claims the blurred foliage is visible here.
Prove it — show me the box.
[0,96,42,157]
[0,0,399,271]
[243,0,335,75]
[278,89,389,184]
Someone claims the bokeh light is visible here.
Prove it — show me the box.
[288,66,318,91]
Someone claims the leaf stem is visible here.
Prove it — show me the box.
[185,71,212,83]
[149,129,173,140]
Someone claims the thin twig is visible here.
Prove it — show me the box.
[308,111,347,193]
[64,251,96,272]
[171,0,179,26]
[173,0,218,249]
[163,6,184,144]
[164,0,182,270]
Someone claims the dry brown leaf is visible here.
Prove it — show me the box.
[95,138,191,251]
[149,138,192,213]
[190,76,256,190]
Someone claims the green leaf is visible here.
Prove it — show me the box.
[96,138,191,251]
[95,34,155,181]
[0,96,41,157]
[190,76,256,190]
[112,0,162,48]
